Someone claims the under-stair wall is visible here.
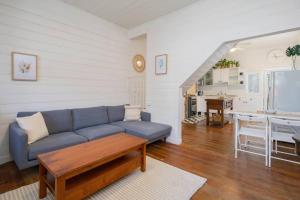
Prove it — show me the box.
[181,42,236,94]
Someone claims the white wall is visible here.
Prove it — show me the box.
[0,0,144,164]
[226,44,300,72]
[129,0,300,144]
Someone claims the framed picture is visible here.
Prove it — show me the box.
[11,52,37,81]
[155,54,168,75]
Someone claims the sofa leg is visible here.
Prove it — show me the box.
[163,137,167,143]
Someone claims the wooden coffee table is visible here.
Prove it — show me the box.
[37,133,147,200]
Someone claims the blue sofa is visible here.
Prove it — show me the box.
[9,105,171,170]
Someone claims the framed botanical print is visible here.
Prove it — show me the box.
[155,54,168,75]
[11,52,37,81]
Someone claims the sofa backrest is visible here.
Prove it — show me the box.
[16,105,125,133]
[17,109,73,134]
[107,105,125,123]
[72,106,109,130]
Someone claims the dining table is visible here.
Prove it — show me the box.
[229,110,300,121]
[229,110,300,156]
[229,110,300,133]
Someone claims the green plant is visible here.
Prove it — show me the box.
[286,44,300,70]
[213,59,240,69]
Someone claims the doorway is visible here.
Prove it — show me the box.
[181,29,300,138]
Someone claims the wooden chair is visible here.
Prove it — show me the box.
[234,114,268,166]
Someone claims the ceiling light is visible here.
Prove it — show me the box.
[230,48,237,52]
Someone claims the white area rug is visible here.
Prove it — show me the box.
[0,157,206,200]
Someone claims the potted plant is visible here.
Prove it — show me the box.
[221,59,226,68]
[228,60,233,68]
[213,59,240,69]
[286,44,300,70]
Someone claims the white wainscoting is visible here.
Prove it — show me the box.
[128,76,145,108]
[0,0,143,165]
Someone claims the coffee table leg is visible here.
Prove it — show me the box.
[141,143,146,172]
[55,177,65,200]
[39,163,47,199]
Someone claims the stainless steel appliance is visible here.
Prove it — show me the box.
[266,70,300,112]
[188,95,197,118]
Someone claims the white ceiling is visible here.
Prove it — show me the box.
[235,30,300,50]
[61,0,200,29]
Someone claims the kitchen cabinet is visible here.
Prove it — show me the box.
[222,69,229,83]
[228,68,239,86]
[228,68,244,86]
[198,69,213,87]
[213,69,221,85]
[213,69,229,85]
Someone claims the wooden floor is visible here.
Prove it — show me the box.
[148,123,300,200]
[1,123,300,199]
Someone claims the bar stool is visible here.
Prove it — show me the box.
[268,117,300,167]
[234,114,268,166]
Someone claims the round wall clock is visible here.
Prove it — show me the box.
[132,55,145,72]
[267,49,285,63]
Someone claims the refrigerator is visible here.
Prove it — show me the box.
[267,70,300,112]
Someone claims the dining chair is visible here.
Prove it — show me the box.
[234,114,268,166]
[268,117,300,167]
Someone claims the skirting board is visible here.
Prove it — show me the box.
[167,137,182,145]
[0,155,11,165]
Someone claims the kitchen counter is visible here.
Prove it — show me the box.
[197,95,235,114]
[205,98,233,127]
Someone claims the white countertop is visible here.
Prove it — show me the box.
[228,110,300,120]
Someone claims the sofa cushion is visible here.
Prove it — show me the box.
[42,109,73,134]
[107,105,125,122]
[75,124,124,141]
[72,106,109,130]
[17,110,73,135]
[111,121,171,142]
[28,132,87,160]
[17,112,37,118]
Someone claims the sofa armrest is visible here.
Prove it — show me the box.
[9,122,29,169]
[141,111,151,122]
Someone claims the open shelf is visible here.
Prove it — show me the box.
[46,152,141,200]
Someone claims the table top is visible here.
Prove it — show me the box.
[37,133,146,178]
[228,110,300,120]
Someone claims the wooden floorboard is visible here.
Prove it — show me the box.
[148,123,300,200]
[1,122,300,199]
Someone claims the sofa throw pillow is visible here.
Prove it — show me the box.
[124,105,142,121]
[16,112,49,144]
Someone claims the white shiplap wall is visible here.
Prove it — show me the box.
[0,0,142,164]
